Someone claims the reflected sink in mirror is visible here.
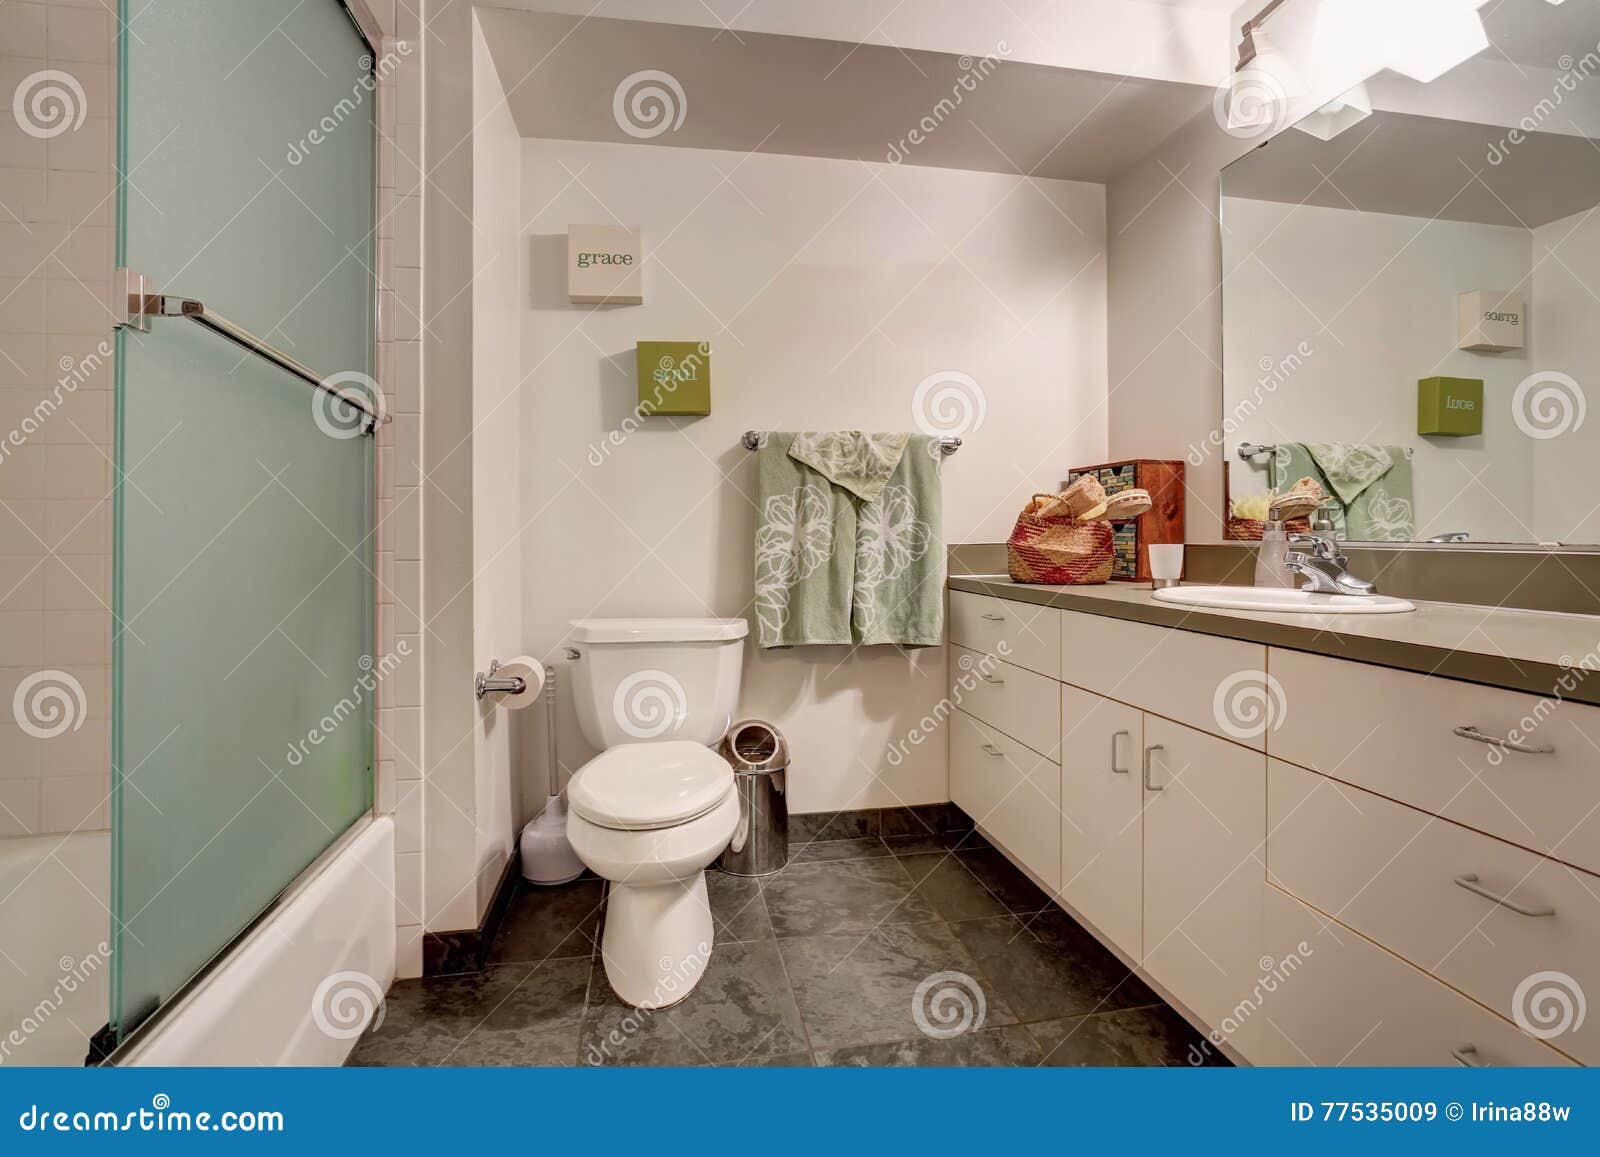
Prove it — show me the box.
[1152,585,1416,614]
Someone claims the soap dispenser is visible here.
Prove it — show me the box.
[1254,511,1297,589]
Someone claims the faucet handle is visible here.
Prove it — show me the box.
[1287,532,1337,560]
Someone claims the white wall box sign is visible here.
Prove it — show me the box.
[569,224,643,304]
[1458,290,1524,352]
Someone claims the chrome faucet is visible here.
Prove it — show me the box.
[1284,532,1377,596]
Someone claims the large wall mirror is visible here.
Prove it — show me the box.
[1220,0,1600,547]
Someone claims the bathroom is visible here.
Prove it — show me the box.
[1,0,1597,1105]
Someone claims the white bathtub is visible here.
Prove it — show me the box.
[0,831,111,1067]
[117,815,394,1066]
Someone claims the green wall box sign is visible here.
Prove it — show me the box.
[637,341,711,415]
[1417,376,1483,436]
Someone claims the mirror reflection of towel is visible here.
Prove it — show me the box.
[1270,442,1415,541]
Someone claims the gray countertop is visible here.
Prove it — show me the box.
[948,575,1600,707]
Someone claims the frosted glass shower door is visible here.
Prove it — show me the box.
[112,0,378,1041]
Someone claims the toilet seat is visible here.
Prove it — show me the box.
[568,740,733,831]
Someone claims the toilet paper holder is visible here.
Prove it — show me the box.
[474,658,526,701]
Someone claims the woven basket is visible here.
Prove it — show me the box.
[1226,516,1310,542]
[1007,493,1114,585]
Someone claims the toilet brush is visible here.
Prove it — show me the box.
[519,668,585,885]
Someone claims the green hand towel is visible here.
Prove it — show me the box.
[754,433,943,648]
[1270,442,1415,541]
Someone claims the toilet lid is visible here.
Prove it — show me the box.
[569,741,734,831]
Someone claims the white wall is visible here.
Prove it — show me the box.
[515,138,1107,813]
[469,23,524,915]
[1530,206,1600,545]
[1221,197,1536,543]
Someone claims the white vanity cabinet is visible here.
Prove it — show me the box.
[947,587,1590,1067]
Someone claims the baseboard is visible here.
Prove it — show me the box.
[423,850,522,977]
[789,802,975,843]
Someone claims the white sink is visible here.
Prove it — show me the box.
[1152,585,1415,614]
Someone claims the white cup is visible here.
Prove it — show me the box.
[1147,543,1184,588]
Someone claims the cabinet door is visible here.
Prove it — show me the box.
[1060,686,1144,961]
[1142,716,1267,1054]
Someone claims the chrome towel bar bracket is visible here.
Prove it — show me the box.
[115,267,388,435]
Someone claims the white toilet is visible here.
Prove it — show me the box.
[564,617,748,1008]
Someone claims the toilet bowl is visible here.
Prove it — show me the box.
[562,617,748,1008]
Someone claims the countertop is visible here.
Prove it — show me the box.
[948,574,1600,706]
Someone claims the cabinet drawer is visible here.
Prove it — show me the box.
[951,645,1059,760]
[949,591,1060,678]
[1269,648,1600,875]
[1268,759,1597,1064]
[1061,611,1270,748]
[949,710,1060,889]
[1256,884,1575,1067]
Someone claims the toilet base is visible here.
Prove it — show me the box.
[600,871,717,1009]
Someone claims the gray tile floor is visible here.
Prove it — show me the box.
[347,833,1227,1067]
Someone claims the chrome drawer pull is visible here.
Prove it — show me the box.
[1453,725,1554,755]
[980,612,1006,621]
[1451,1044,1485,1067]
[1453,873,1555,917]
[980,743,1005,758]
[980,673,1005,685]
[1111,729,1131,775]
[1142,743,1165,792]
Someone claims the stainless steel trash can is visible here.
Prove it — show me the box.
[716,719,788,876]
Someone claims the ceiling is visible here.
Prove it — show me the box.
[1220,109,1600,229]
[477,8,1213,183]
[1479,0,1600,70]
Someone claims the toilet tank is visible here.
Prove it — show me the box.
[569,618,748,749]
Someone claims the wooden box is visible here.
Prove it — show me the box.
[1065,459,1185,582]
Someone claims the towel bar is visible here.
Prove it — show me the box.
[741,430,961,453]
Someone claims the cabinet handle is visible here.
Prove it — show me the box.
[1453,725,1554,755]
[1451,1044,1485,1067]
[1142,743,1165,791]
[980,612,1006,622]
[1453,873,1556,917]
[1110,729,1131,774]
[980,742,1005,758]
[980,673,1005,685]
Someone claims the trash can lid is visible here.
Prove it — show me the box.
[719,719,788,772]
